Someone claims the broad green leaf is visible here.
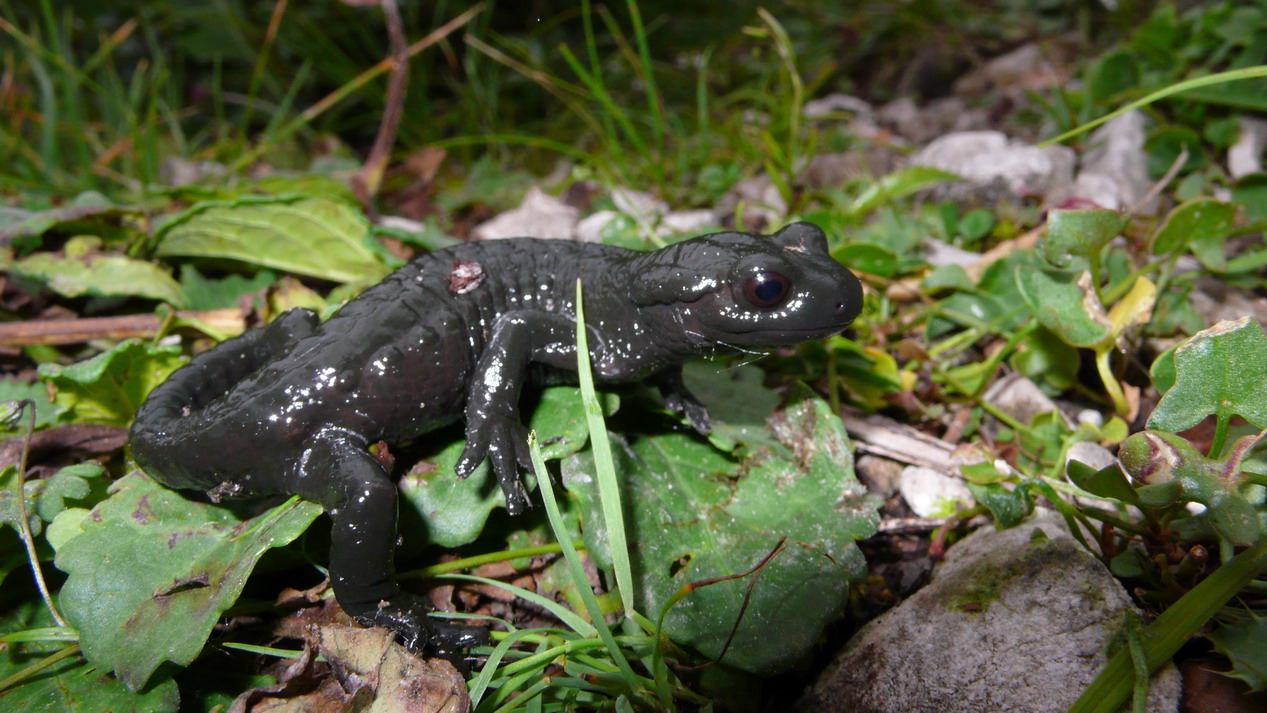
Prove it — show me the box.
[567,387,877,675]
[1207,619,1267,691]
[0,191,136,252]
[1149,317,1267,432]
[0,601,180,712]
[1145,126,1208,178]
[179,264,275,311]
[53,474,321,691]
[37,340,186,426]
[13,250,185,306]
[1151,199,1236,269]
[1150,343,1178,394]
[1015,267,1110,347]
[155,195,391,284]
[1088,51,1139,102]
[399,385,616,548]
[1044,208,1125,267]
[831,243,897,278]
[1009,327,1079,392]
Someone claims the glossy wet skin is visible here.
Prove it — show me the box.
[130,222,863,660]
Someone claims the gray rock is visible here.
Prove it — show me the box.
[1229,117,1267,179]
[1066,441,1117,472]
[856,455,904,498]
[897,465,974,517]
[718,175,787,229]
[1071,110,1154,213]
[658,209,718,237]
[909,131,1076,203]
[921,238,980,268]
[982,372,1062,426]
[472,187,579,240]
[799,510,1182,713]
[804,93,874,120]
[575,210,619,243]
[804,150,901,189]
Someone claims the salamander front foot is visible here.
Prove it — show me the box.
[350,593,489,670]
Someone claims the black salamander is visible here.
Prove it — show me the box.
[130,222,864,658]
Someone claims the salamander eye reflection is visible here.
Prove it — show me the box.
[740,271,792,308]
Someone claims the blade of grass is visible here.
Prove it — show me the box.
[1042,65,1267,147]
[438,573,595,637]
[1067,535,1267,713]
[573,279,636,617]
[528,431,644,700]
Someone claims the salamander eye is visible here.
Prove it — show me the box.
[741,271,791,308]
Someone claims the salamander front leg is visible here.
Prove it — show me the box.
[295,432,487,659]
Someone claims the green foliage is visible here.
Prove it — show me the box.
[37,340,186,427]
[52,475,321,690]
[154,195,393,285]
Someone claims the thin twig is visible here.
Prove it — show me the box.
[0,309,244,347]
[354,0,409,210]
[12,400,68,627]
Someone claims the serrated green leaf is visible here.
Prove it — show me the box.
[1015,267,1111,347]
[155,196,390,284]
[1151,199,1236,269]
[567,387,877,675]
[13,251,185,306]
[399,385,616,548]
[1207,618,1267,691]
[53,474,321,690]
[1149,317,1267,432]
[0,463,98,537]
[37,340,186,426]
[1044,209,1125,267]
[966,481,1032,528]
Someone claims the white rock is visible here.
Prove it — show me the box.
[1076,409,1105,428]
[657,209,718,237]
[1229,117,1267,179]
[610,187,667,224]
[910,131,1076,203]
[981,372,1061,426]
[471,187,579,241]
[921,238,980,268]
[1066,441,1117,472]
[897,466,974,517]
[719,175,788,229]
[575,210,619,243]
[803,93,874,120]
[1071,110,1153,213]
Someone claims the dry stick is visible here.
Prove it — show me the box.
[12,401,68,627]
[354,0,409,211]
[227,4,484,174]
[0,309,245,347]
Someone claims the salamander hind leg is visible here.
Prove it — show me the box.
[292,430,488,660]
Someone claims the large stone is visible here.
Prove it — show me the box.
[909,131,1076,203]
[799,510,1181,713]
[471,187,579,240]
[1071,110,1154,213]
[1228,117,1267,179]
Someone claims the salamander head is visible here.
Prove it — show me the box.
[631,222,863,346]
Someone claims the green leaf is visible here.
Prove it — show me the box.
[958,208,994,242]
[966,481,1031,528]
[178,264,275,311]
[154,195,391,284]
[1207,618,1267,691]
[1044,208,1125,267]
[1009,327,1079,392]
[1066,461,1139,503]
[53,474,321,690]
[37,340,186,426]
[13,250,185,306]
[1151,199,1236,269]
[831,243,897,278]
[1015,267,1110,348]
[1149,317,1267,432]
[0,644,180,712]
[0,380,57,433]
[567,387,877,675]
[399,385,616,548]
[1145,126,1208,178]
